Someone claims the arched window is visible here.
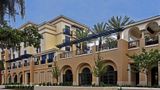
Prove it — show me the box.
[79,68,92,86]
[100,65,117,85]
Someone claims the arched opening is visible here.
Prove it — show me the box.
[79,67,92,86]
[19,74,23,84]
[14,75,17,83]
[146,22,159,35]
[63,69,73,85]
[8,75,11,84]
[100,65,117,85]
[151,67,158,86]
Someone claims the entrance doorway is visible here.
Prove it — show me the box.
[100,65,117,85]
[79,68,92,86]
[151,67,158,86]
[63,70,73,85]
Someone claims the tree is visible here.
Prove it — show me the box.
[93,53,107,86]
[75,29,89,52]
[0,22,42,51]
[52,61,60,85]
[0,23,41,49]
[105,37,117,49]
[127,48,160,85]
[0,0,25,25]
[92,22,107,51]
[106,16,134,39]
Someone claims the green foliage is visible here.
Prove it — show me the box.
[75,29,89,50]
[0,60,4,70]
[127,48,160,85]
[92,22,107,51]
[93,54,107,77]
[128,48,160,72]
[106,16,134,39]
[52,61,60,84]
[0,23,42,50]
[0,0,25,25]
[105,37,117,49]
[106,16,134,30]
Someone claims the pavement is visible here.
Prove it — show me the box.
[121,87,160,90]
[0,85,14,90]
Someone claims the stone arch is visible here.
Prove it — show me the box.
[61,65,73,85]
[76,63,92,86]
[129,27,142,40]
[146,21,160,36]
[61,65,72,74]
[101,60,117,71]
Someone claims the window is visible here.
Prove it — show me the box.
[48,53,54,63]
[13,54,15,59]
[65,46,70,51]
[41,55,46,64]
[36,47,41,53]
[24,50,27,54]
[65,36,70,43]
[63,25,70,35]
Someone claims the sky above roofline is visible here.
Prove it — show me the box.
[8,0,160,29]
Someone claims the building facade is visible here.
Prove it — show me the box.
[1,15,160,86]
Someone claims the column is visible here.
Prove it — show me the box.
[139,72,147,85]
[158,61,160,86]
[128,64,131,85]
[30,57,34,85]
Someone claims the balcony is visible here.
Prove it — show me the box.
[34,61,39,65]
[24,62,30,66]
[60,52,72,58]
[18,64,22,68]
[145,36,159,46]
[96,40,118,51]
[7,67,11,70]
[128,40,139,49]
[75,49,92,55]
[12,65,17,69]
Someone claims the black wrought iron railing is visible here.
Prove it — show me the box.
[128,40,139,48]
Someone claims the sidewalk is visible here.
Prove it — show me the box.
[122,87,160,90]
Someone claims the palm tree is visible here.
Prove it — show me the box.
[75,29,89,53]
[92,22,107,51]
[93,54,107,86]
[52,61,60,85]
[0,0,25,25]
[106,16,134,39]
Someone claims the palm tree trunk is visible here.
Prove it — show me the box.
[98,37,102,51]
[117,32,120,40]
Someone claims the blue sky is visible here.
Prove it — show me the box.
[9,0,160,28]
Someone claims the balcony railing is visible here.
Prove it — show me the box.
[128,40,139,48]
[18,64,22,68]
[60,52,72,58]
[75,49,92,55]
[12,65,17,69]
[24,62,30,66]
[7,67,11,70]
[145,36,159,46]
[34,61,39,65]
[96,40,118,51]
